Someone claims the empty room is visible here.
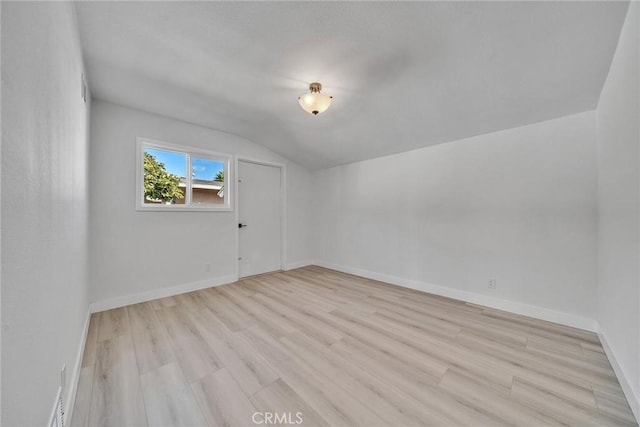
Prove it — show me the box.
[1,1,639,426]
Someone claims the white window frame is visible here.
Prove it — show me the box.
[136,137,233,211]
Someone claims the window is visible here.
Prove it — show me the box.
[136,138,232,211]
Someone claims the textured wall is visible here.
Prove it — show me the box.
[1,2,91,425]
[596,2,640,419]
[313,112,598,327]
[89,100,312,304]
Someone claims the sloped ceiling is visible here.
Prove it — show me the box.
[75,1,628,170]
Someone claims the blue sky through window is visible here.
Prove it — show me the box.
[145,148,186,177]
[192,157,224,181]
[145,148,224,181]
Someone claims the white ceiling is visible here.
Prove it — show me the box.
[75,1,628,170]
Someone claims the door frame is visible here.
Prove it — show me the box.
[235,156,287,279]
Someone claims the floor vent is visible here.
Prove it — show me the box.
[49,387,64,427]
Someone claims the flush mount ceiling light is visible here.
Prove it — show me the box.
[298,82,333,115]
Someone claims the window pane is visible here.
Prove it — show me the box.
[143,147,187,205]
[191,157,225,205]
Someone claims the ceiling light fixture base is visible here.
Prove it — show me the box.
[298,82,332,115]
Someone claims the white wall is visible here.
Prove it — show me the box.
[596,1,640,419]
[89,100,312,305]
[313,111,598,329]
[1,2,90,426]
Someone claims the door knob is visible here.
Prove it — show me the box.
[238,223,248,228]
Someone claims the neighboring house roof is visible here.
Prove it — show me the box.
[178,177,223,190]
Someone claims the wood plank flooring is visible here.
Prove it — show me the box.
[72,266,637,426]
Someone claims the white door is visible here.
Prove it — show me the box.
[238,160,282,278]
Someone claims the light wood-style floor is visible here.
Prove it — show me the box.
[72,266,637,426]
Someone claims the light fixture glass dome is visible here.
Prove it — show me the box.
[298,82,332,115]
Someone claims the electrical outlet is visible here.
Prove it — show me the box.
[61,364,66,389]
[488,278,496,289]
[205,263,211,272]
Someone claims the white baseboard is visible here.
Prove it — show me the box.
[284,260,313,270]
[64,308,91,427]
[598,332,640,423]
[89,274,238,313]
[314,260,598,332]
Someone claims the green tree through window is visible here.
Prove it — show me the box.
[143,152,184,203]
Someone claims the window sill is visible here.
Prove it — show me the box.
[136,205,232,212]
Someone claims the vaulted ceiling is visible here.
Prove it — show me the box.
[75,1,629,170]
